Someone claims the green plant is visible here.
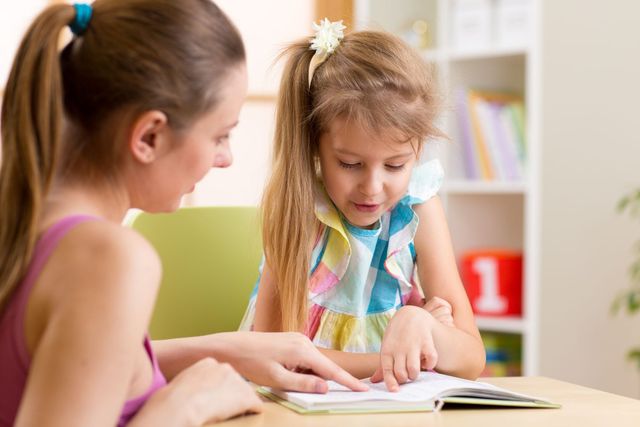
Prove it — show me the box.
[612,189,640,370]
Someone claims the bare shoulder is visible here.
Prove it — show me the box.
[412,194,443,219]
[39,219,162,315]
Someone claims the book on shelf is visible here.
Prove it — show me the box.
[456,88,526,181]
[258,371,560,414]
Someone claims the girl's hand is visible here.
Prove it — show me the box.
[424,296,454,327]
[231,332,368,393]
[370,306,438,392]
[131,358,262,427]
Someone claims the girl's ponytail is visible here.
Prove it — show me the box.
[0,4,75,312]
[262,41,319,332]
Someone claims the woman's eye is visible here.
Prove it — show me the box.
[216,134,230,145]
[386,164,406,171]
[339,161,360,169]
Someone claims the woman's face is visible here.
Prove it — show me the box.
[140,64,248,212]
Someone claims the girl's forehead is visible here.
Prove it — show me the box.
[322,118,418,156]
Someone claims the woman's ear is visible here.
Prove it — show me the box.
[129,110,170,164]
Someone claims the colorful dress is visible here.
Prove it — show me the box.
[239,159,444,353]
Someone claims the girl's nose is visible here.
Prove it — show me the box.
[359,170,383,196]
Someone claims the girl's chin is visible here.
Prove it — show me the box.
[344,213,381,229]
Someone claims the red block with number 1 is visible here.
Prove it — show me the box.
[461,250,523,317]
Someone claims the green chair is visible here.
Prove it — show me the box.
[130,206,262,339]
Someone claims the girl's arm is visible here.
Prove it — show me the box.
[317,349,379,379]
[413,196,485,376]
[251,241,458,381]
[252,262,282,331]
[372,196,485,390]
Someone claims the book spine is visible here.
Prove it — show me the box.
[497,105,525,179]
[475,98,505,180]
[468,92,494,180]
[492,102,521,181]
[456,89,480,179]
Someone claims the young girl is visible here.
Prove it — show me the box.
[241,20,486,391]
[0,3,364,426]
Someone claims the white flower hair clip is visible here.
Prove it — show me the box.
[308,18,346,88]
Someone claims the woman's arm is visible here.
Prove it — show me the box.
[152,331,367,393]
[152,255,365,390]
[16,223,162,426]
[17,223,261,427]
[250,256,378,381]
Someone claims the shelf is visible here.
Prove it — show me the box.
[420,47,527,64]
[443,180,528,194]
[447,47,528,62]
[475,315,526,333]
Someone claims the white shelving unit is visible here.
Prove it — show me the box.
[355,0,539,376]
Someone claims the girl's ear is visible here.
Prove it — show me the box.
[129,110,170,164]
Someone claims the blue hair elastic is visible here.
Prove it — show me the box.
[69,3,93,36]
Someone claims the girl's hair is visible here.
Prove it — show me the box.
[0,0,245,313]
[262,30,443,332]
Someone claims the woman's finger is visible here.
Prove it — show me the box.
[299,349,369,392]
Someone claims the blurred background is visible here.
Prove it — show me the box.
[2,0,639,398]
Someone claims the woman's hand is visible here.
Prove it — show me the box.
[370,305,438,392]
[228,332,368,393]
[424,296,454,327]
[131,358,262,427]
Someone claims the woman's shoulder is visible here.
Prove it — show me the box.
[40,219,162,308]
[62,219,160,271]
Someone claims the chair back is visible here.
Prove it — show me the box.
[130,206,261,339]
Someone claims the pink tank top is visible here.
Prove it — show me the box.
[0,215,167,426]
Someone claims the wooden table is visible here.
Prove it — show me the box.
[212,376,640,426]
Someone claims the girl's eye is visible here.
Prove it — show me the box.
[339,161,360,169]
[386,164,406,171]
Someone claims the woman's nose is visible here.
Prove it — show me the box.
[213,146,233,168]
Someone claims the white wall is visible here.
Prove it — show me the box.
[539,0,640,398]
[188,0,314,207]
[0,0,49,87]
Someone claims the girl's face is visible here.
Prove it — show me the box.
[145,64,248,211]
[318,117,419,229]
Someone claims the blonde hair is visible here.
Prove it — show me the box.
[0,0,245,314]
[262,30,443,331]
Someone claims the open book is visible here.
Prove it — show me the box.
[258,371,560,414]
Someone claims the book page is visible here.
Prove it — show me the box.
[269,371,528,408]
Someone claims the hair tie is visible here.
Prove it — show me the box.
[69,3,93,36]
[308,18,346,89]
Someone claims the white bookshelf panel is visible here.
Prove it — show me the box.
[476,316,526,334]
[443,180,528,194]
[446,194,524,254]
